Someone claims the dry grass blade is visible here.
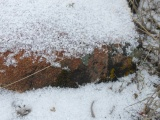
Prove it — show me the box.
[133,18,158,41]
[1,65,51,88]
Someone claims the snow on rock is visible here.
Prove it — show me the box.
[0,0,138,64]
[0,70,159,120]
[0,0,138,91]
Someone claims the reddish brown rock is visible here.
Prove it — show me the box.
[0,45,136,92]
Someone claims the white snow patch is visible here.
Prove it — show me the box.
[4,53,18,67]
[0,0,138,65]
[0,70,159,120]
[0,69,5,73]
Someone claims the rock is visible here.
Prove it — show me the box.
[0,0,138,92]
[0,44,136,92]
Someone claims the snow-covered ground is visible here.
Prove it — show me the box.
[0,70,159,120]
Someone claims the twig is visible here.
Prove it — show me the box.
[124,97,150,109]
[110,105,115,114]
[91,101,95,118]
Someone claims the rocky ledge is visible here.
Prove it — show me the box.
[0,44,136,92]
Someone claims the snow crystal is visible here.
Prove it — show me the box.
[0,0,138,65]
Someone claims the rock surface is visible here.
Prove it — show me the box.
[0,0,138,92]
[0,44,136,92]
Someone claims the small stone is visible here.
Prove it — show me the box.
[133,93,138,99]
[16,105,31,117]
[50,107,56,112]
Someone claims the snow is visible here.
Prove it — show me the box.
[0,0,159,119]
[0,70,159,120]
[2,0,158,119]
[0,0,138,65]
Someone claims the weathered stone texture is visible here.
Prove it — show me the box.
[0,45,136,92]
